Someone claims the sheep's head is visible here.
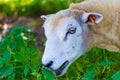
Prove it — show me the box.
[41,9,103,76]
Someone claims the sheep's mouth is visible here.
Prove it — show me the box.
[55,60,69,76]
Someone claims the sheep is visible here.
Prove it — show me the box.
[70,0,120,52]
[42,0,120,76]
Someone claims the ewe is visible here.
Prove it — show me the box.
[42,0,120,76]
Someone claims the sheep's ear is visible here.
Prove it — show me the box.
[40,15,48,20]
[81,12,103,25]
[40,14,54,20]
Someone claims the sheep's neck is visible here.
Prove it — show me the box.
[86,27,120,52]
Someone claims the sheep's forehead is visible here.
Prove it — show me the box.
[49,13,67,29]
[45,9,84,29]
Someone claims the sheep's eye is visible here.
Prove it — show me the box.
[68,27,76,34]
[64,26,76,40]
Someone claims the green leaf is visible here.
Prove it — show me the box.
[0,57,4,68]
[100,59,115,67]
[87,65,100,73]
[100,59,107,67]
[42,68,56,80]
[1,36,10,45]
[31,66,37,73]
[7,73,15,80]
[75,63,84,72]
[67,67,79,78]
[10,26,25,36]
[82,71,96,80]
[112,70,120,80]
[14,53,25,62]
[24,63,30,77]
[0,65,14,77]
[3,51,11,64]
[108,61,115,66]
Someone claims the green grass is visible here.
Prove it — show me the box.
[0,0,84,17]
[59,47,120,80]
[0,26,120,80]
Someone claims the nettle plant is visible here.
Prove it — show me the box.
[0,26,51,80]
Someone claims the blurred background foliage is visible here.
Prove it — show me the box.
[0,0,84,17]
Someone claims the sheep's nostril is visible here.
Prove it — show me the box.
[43,61,53,68]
